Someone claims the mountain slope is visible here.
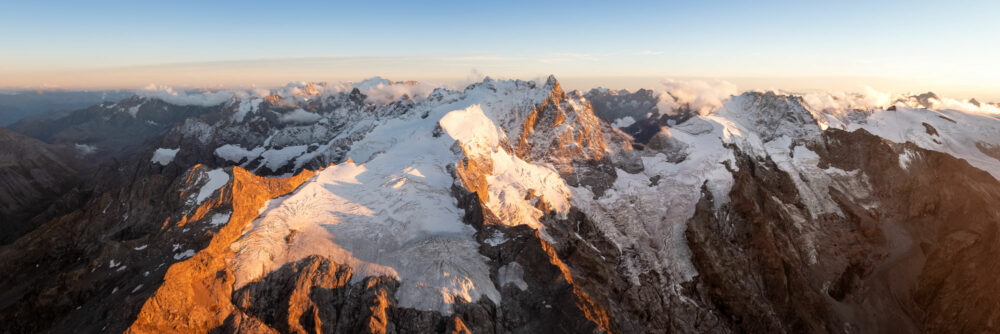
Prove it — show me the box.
[0,127,84,243]
[10,96,221,160]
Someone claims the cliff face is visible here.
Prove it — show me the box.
[685,128,1000,333]
[128,167,316,333]
[3,77,1000,333]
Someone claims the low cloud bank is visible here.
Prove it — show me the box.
[655,79,738,116]
[279,108,322,123]
[136,76,443,108]
[266,77,441,104]
[138,85,235,106]
[798,88,1000,115]
[353,77,439,104]
[650,78,999,117]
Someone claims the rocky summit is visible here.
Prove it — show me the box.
[2,76,1000,333]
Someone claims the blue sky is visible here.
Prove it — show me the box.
[1,0,998,99]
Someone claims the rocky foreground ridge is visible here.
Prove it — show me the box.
[2,77,1000,333]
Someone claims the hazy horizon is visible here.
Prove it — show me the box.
[4,71,996,103]
[3,0,998,100]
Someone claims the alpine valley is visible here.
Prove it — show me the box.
[3,76,1000,334]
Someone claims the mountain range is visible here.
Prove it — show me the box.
[2,76,1000,333]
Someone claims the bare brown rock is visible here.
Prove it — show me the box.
[128,167,316,333]
[684,128,1000,333]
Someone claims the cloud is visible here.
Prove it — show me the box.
[352,77,439,104]
[925,96,1000,114]
[467,68,487,83]
[279,108,323,123]
[655,79,738,115]
[798,87,1000,115]
[650,78,1000,121]
[138,84,234,106]
[799,87,892,113]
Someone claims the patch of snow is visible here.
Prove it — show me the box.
[173,249,195,260]
[127,104,141,117]
[178,119,216,144]
[764,137,842,219]
[498,262,528,291]
[208,212,231,227]
[214,144,265,164]
[439,104,503,148]
[260,145,309,172]
[133,245,148,251]
[196,169,229,204]
[108,260,120,268]
[484,230,507,246]
[75,143,96,155]
[151,148,179,166]
[483,148,573,232]
[131,284,144,293]
[611,116,636,128]
[233,97,263,122]
[899,148,918,170]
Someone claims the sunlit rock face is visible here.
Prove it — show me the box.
[4,76,1000,333]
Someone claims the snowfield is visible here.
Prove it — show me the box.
[229,79,568,313]
[151,148,179,165]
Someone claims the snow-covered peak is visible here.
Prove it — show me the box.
[713,91,823,146]
[353,76,392,91]
[227,76,589,314]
